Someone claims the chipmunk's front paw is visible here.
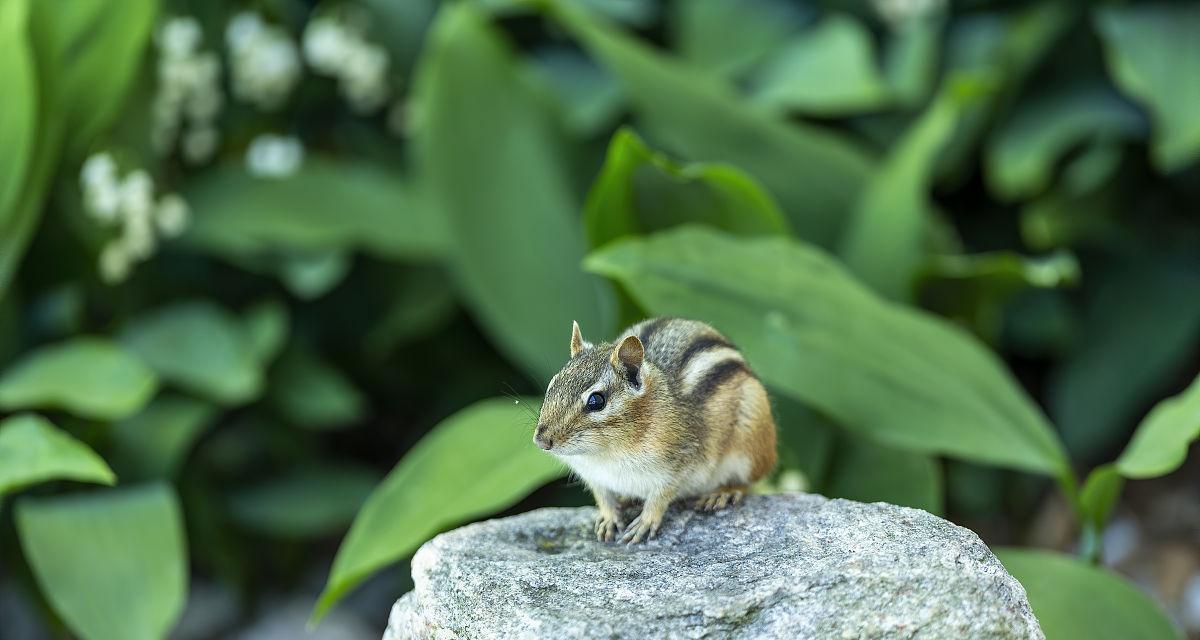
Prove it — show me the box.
[693,487,745,512]
[595,514,624,542]
[619,511,662,544]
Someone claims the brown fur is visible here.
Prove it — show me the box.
[536,317,778,543]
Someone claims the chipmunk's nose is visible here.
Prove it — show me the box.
[534,425,553,450]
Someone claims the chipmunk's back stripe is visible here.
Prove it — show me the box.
[688,359,750,399]
[678,336,734,371]
[637,318,668,348]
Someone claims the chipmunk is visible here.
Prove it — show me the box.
[534,317,777,544]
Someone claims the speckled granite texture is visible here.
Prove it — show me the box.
[384,493,1043,639]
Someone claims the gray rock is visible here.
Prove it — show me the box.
[384,494,1043,639]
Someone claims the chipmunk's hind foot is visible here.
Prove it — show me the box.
[693,485,746,512]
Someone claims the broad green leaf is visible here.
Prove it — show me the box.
[749,14,892,115]
[586,226,1070,476]
[1,0,157,299]
[0,338,158,421]
[269,348,366,431]
[413,2,615,381]
[839,79,974,300]
[671,0,804,78]
[184,159,448,262]
[1095,4,1200,171]
[542,0,874,247]
[0,0,35,219]
[228,463,379,538]
[120,301,263,406]
[59,0,156,156]
[998,548,1182,640]
[242,300,289,365]
[1050,261,1200,462]
[110,395,217,481]
[17,483,188,640]
[584,127,790,249]
[1116,373,1200,479]
[313,397,564,622]
[986,84,1145,200]
[0,414,114,498]
[823,434,943,515]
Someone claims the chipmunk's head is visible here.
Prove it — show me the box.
[535,321,649,456]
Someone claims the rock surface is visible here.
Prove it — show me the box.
[384,494,1043,639]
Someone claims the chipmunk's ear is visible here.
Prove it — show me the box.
[611,335,644,389]
[570,321,587,357]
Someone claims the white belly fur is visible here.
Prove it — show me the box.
[566,452,751,499]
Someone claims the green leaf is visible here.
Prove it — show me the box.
[584,127,790,249]
[0,414,114,498]
[532,47,623,136]
[1116,373,1200,479]
[59,0,156,156]
[998,548,1182,640]
[823,434,943,515]
[986,84,1145,201]
[268,348,366,431]
[364,267,457,357]
[749,14,892,115]
[16,483,188,640]
[0,0,36,219]
[242,300,289,365]
[839,78,975,300]
[1079,464,1123,533]
[919,250,1080,341]
[413,2,615,381]
[109,395,217,481]
[120,301,263,406]
[671,0,803,78]
[883,18,941,108]
[1050,261,1200,462]
[1095,4,1200,171]
[1,0,157,300]
[585,226,1070,476]
[0,338,158,421]
[313,396,564,622]
[277,251,353,301]
[937,2,1072,184]
[228,463,379,538]
[184,159,448,262]
[542,0,874,247]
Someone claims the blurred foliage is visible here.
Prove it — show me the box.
[0,0,1198,638]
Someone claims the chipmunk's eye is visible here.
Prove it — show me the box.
[585,391,606,412]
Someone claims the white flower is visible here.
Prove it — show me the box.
[227,11,302,110]
[81,153,117,188]
[246,134,304,178]
[155,193,191,237]
[302,15,390,113]
[153,16,223,159]
[119,170,155,220]
[79,154,195,283]
[99,242,132,284]
[157,17,203,59]
[302,18,350,72]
